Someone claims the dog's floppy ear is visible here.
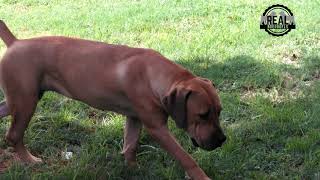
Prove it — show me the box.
[199,77,215,87]
[163,86,192,129]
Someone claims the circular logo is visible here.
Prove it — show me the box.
[260,4,295,36]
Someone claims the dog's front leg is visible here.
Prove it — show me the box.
[121,116,142,167]
[142,115,210,180]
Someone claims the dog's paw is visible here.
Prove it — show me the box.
[185,171,211,180]
[19,155,43,164]
[125,159,138,168]
[15,149,43,164]
[28,155,43,164]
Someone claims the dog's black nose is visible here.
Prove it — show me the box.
[219,134,226,144]
[191,137,199,147]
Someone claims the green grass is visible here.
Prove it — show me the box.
[0,0,319,179]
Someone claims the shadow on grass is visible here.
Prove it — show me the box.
[177,55,282,94]
[177,55,320,91]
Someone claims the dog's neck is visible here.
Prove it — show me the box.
[151,60,194,106]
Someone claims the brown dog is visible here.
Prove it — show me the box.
[0,21,226,180]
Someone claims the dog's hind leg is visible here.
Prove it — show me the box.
[0,101,10,118]
[5,93,42,164]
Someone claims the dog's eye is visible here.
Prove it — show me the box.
[199,110,210,120]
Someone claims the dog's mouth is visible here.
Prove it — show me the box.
[190,137,223,151]
[190,137,199,147]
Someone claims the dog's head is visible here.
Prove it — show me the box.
[163,77,226,150]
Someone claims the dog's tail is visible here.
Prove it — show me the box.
[0,20,17,47]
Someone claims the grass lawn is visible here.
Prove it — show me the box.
[0,0,319,179]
